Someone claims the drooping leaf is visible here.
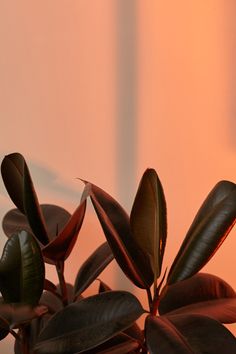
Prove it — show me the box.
[34,291,144,354]
[159,273,236,323]
[146,314,236,354]
[0,231,45,305]
[1,153,49,245]
[130,169,167,281]
[74,242,114,297]
[168,181,236,284]
[42,199,86,261]
[83,182,153,289]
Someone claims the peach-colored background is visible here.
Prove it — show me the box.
[0,1,235,352]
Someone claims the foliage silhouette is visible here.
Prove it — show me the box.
[0,152,235,353]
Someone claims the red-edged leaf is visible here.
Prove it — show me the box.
[159,273,236,323]
[166,314,236,353]
[146,314,236,354]
[145,315,194,354]
[42,199,86,261]
[83,182,153,289]
[130,169,167,281]
[1,153,49,245]
[168,181,236,284]
[74,242,113,297]
[34,291,144,354]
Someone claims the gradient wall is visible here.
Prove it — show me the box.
[0,1,235,351]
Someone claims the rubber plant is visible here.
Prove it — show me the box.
[0,153,235,354]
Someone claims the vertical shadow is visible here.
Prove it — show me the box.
[116,0,137,212]
[115,0,137,291]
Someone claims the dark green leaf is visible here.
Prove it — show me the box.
[42,200,86,261]
[83,182,153,289]
[74,242,114,297]
[1,153,49,245]
[130,169,167,280]
[93,339,139,354]
[146,314,236,354]
[0,231,45,305]
[34,291,144,354]
[168,181,236,284]
[159,273,236,323]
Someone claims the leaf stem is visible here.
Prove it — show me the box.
[56,261,68,306]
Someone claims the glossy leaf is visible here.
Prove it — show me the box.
[167,314,236,354]
[94,339,139,354]
[0,316,9,341]
[168,181,236,284]
[1,153,49,245]
[42,200,86,261]
[146,315,194,354]
[130,169,167,280]
[0,231,45,305]
[34,291,144,354]
[74,242,114,297]
[146,314,236,354]
[159,273,236,323]
[83,182,153,289]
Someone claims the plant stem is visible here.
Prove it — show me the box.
[146,288,153,313]
[19,326,30,354]
[56,261,68,306]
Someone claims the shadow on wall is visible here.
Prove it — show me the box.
[0,155,84,208]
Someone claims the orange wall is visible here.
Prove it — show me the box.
[0,1,235,351]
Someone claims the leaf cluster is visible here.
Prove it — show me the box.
[0,153,235,353]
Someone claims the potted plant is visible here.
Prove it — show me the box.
[0,152,235,353]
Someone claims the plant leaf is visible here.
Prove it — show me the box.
[0,231,45,305]
[82,333,139,354]
[98,280,111,293]
[146,314,236,354]
[130,169,167,280]
[166,314,236,354]
[1,153,49,245]
[74,242,114,297]
[34,291,144,354]
[168,181,236,284]
[83,182,153,289]
[145,315,194,354]
[0,303,48,328]
[159,273,236,323]
[42,199,86,261]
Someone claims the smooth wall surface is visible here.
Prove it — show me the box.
[0,1,235,352]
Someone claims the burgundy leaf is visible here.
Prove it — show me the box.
[74,242,113,297]
[83,182,153,289]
